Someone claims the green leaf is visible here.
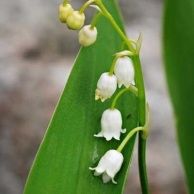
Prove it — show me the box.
[24,1,138,193]
[163,0,194,192]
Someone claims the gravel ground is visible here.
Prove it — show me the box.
[0,0,187,193]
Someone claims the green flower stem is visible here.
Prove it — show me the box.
[95,0,135,53]
[132,55,149,194]
[79,0,95,14]
[90,12,102,29]
[108,56,119,75]
[117,127,144,152]
[110,86,138,110]
[138,138,149,193]
[132,56,146,126]
[62,0,69,6]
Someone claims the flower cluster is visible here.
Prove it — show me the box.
[59,0,148,185]
[58,1,136,184]
[94,53,135,141]
[95,56,135,102]
[59,1,98,46]
[90,53,135,183]
[59,3,85,29]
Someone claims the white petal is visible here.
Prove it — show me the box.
[105,134,113,141]
[113,134,120,140]
[120,128,126,133]
[101,98,106,102]
[89,166,105,176]
[102,173,111,183]
[111,178,117,184]
[106,171,117,184]
[94,132,103,137]
[89,167,96,170]
[94,171,101,176]
[118,81,122,88]
[93,167,104,176]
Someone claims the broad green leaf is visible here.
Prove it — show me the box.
[24,1,138,193]
[163,0,194,192]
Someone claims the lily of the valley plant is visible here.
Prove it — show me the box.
[59,0,150,192]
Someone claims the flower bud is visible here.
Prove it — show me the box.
[78,25,97,46]
[94,109,126,141]
[66,11,85,30]
[89,150,124,184]
[95,72,117,102]
[58,4,74,23]
[114,56,135,88]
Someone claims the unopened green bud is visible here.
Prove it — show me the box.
[78,25,97,46]
[66,11,85,30]
[58,4,74,23]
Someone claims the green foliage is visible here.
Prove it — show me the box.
[24,0,138,193]
[163,0,194,192]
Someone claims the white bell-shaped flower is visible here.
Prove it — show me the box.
[89,150,124,184]
[95,73,117,102]
[78,25,97,46]
[114,56,135,88]
[94,109,126,141]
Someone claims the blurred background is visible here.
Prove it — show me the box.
[0,0,187,193]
